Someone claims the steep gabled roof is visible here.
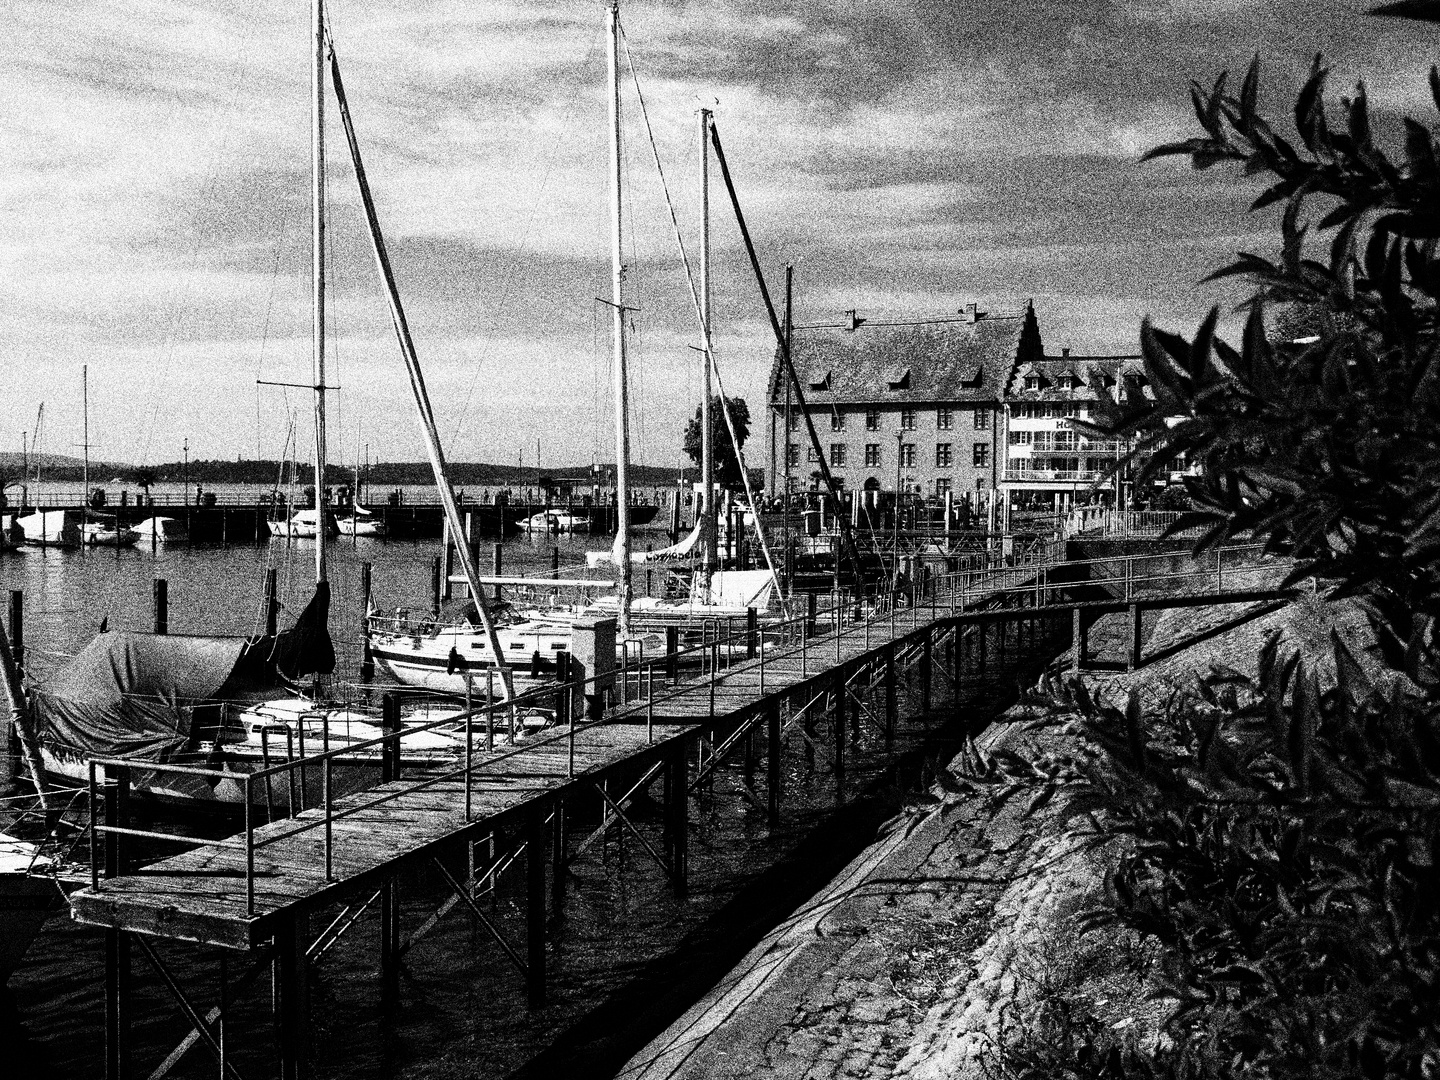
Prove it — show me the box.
[767,303,1040,406]
[1007,352,1144,402]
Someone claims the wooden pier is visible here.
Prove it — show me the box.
[61,543,1291,1080]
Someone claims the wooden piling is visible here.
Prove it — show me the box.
[153,579,168,636]
[833,673,846,791]
[525,814,547,1008]
[1127,603,1141,672]
[884,645,897,750]
[430,556,442,617]
[550,804,567,918]
[272,917,308,1080]
[766,703,782,826]
[492,544,504,604]
[380,878,400,1007]
[1072,608,1085,674]
[920,628,932,715]
[264,569,279,638]
[360,562,374,680]
[666,744,688,897]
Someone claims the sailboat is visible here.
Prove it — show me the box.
[365,0,667,697]
[25,0,390,811]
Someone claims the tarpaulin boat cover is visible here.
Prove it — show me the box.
[34,584,336,762]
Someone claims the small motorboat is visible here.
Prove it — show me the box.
[83,517,140,547]
[337,505,386,537]
[524,509,590,533]
[269,508,339,539]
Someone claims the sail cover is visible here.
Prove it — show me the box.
[34,582,336,762]
[33,631,291,762]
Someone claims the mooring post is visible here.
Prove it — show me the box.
[152,578,168,635]
[526,814,547,1008]
[766,702,782,826]
[665,626,679,682]
[1127,602,1142,672]
[747,607,758,659]
[273,917,308,1080]
[380,876,401,1007]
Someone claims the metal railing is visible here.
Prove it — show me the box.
[82,540,1281,914]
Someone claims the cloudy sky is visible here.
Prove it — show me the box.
[0,0,1430,469]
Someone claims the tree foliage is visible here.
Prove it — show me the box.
[682,395,751,489]
[1091,54,1440,630]
[995,47,1440,1080]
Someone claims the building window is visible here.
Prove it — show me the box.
[936,407,953,430]
[787,411,799,430]
[807,446,819,463]
[1009,431,1032,445]
[864,444,881,467]
[830,443,847,467]
[900,408,916,431]
[865,408,880,431]
[830,411,845,431]
[786,444,800,467]
[1024,375,1041,390]
[973,407,989,430]
[935,478,952,497]
[973,443,990,468]
[899,443,916,468]
[935,443,952,467]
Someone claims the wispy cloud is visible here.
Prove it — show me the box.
[0,0,1425,465]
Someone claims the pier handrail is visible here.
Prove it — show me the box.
[83,538,1282,917]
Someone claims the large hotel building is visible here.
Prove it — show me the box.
[767,301,1153,515]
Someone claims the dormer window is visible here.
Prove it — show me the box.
[808,371,831,391]
[1024,375,1042,390]
[887,368,911,391]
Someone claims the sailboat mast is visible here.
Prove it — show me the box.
[82,365,89,515]
[606,0,632,636]
[311,0,328,584]
[699,107,716,585]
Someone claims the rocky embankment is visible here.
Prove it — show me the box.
[619,578,1373,1080]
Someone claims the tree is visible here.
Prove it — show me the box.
[682,396,751,489]
[994,40,1440,1080]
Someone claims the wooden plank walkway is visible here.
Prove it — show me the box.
[67,551,1272,955]
[68,723,692,950]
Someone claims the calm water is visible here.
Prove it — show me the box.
[0,536,1056,1080]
